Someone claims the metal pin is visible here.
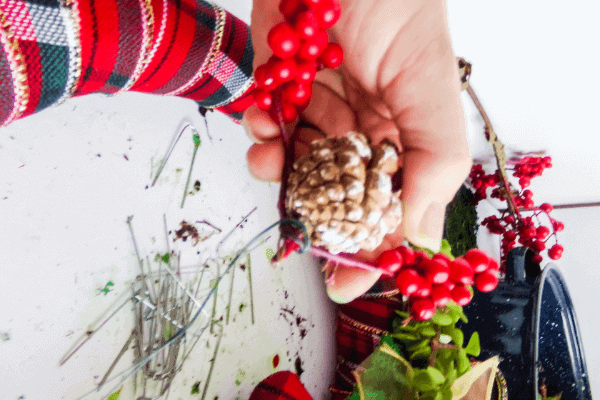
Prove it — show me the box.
[152,121,191,187]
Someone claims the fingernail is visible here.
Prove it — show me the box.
[326,288,353,304]
[407,201,446,253]
[241,117,262,144]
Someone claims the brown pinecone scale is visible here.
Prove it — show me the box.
[285,132,403,255]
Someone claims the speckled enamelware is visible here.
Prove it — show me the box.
[458,247,592,400]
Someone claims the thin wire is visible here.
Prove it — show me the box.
[74,218,307,400]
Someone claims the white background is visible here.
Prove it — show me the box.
[1,0,599,399]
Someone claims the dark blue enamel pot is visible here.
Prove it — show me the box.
[458,247,592,399]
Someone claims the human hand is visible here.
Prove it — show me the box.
[243,0,472,303]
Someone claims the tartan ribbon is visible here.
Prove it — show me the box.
[0,0,255,127]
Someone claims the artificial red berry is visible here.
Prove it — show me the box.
[451,285,472,306]
[449,258,474,286]
[530,239,546,253]
[524,198,535,209]
[503,215,515,224]
[532,254,543,264]
[268,22,300,59]
[375,249,404,275]
[540,203,553,213]
[282,81,312,105]
[271,57,298,83]
[279,0,306,19]
[294,11,320,39]
[552,221,565,232]
[412,251,429,265]
[523,189,533,199]
[422,259,449,284]
[432,253,451,269]
[487,258,500,273]
[536,226,550,240]
[318,42,343,68]
[504,231,517,241]
[301,0,323,8]
[398,246,416,266]
[475,271,499,293]
[396,268,421,297]
[253,89,273,111]
[523,226,537,240]
[443,280,456,292]
[295,60,317,83]
[463,249,491,273]
[413,274,432,298]
[548,244,564,260]
[297,30,328,60]
[270,100,298,123]
[254,64,278,90]
[411,298,436,321]
[282,238,301,258]
[519,177,531,188]
[314,0,341,29]
[431,285,451,307]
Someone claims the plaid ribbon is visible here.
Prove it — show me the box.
[249,371,313,400]
[0,0,254,127]
[329,277,405,399]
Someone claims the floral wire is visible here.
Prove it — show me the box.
[76,218,307,400]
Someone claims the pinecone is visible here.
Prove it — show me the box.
[285,132,403,255]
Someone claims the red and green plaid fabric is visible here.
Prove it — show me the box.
[330,277,404,399]
[0,0,255,127]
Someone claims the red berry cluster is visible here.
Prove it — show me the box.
[376,247,499,321]
[468,156,564,267]
[253,0,343,123]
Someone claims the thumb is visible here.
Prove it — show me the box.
[400,148,471,253]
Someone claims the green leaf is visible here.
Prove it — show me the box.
[191,381,201,395]
[464,332,481,357]
[441,387,454,400]
[426,367,445,386]
[446,302,468,323]
[410,346,432,360]
[193,133,200,148]
[396,311,410,319]
[431,311,453,326]
[161,253,170,264]
[352,343,416,400]
[408,339,430,352]
[449,328,464,348]
[107,386,123,400]
[435,350,455,375]
[163,321,172,341]
[380,335,403,355]
[419,325,437,337]
[456,349,470,376]
[412,367,444,393]
[439,239,455,261]
[392,332,419,342]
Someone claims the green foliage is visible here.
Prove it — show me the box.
[193,133,201,148]
[464,332,481,357]
[409,240,454,260]
[191,381,201,395]
[107,387,123,400]
[163,321,172,341]
[443,185,479,257]
[348,239,487,400]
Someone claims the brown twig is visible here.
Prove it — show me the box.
[428,328,459,367]
[465,84,521,221]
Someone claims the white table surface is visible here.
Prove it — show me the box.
[1,1,599,399]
